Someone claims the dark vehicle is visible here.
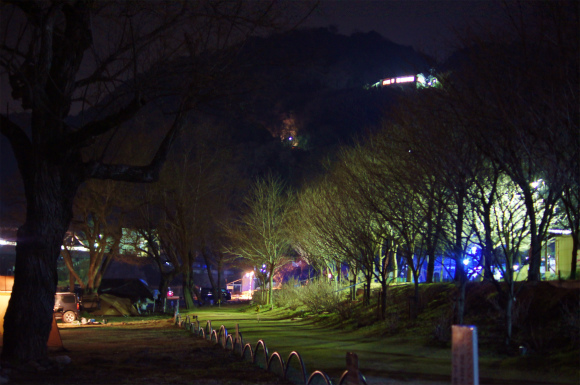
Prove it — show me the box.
[200,287,231,303]
[54,292,80,323]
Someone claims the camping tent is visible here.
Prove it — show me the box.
[92,293,139,316]
[98,279,153,302]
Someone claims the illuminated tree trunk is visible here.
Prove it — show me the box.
[391,251,398,282]
[183,269,196,309]
[364,270,372,306]
[269,264,275,310]
[350,263,358,301]
[426,244,436,283]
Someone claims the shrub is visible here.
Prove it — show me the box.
[300,279,341,314]
[274,278,302,310]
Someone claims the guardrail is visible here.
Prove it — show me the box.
[173,313,367,385]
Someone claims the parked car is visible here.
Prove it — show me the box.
[200,287,231,303]
[54,292,80,323]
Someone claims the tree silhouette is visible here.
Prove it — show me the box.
[0,0,299,363]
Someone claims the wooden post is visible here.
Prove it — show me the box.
[343,352,363,385]
[452,325,479,385]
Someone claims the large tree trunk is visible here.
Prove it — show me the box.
[183,269,195,309]
[505,282,515,346]
[203,250,218,302]
[364,272,372,306]
[426,246,436,283]
[379,280,388,320]
[456,279,466,325]
[2,166,80,363]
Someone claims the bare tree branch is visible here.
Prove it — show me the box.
[63,96,144,150]
[84,105,187,182]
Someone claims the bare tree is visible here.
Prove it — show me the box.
[0,0,303,363]
[342,135,441,318]
[333,149,402,315]
[447,1,578,282]
[224,175,293,308]
[61,179,127,294]
[470,174,530,345]
[292,177,380,307]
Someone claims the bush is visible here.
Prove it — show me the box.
[300,279,341,314]
[251,288,268,305]
[274,278,302,310]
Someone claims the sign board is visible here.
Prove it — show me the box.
[452,325,479,385]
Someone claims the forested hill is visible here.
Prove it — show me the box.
[223,27,431,155]
[0,27,431,218]
[242,27,430,90]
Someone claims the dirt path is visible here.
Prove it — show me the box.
[9,319,289,385]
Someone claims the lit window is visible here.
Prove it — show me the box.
[396,76,415,83]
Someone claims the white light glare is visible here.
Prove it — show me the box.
[463,259,469,266]
[530,179,543,189]
[417,74,426,85]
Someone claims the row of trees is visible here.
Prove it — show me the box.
[290,2,578,345]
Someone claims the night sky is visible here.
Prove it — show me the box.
[0,1,508,111]
[304,1,508,60]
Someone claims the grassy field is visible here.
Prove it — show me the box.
[9,280,579,385]
[179,302,578,385]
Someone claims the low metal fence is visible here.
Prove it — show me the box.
[174,313,367,385]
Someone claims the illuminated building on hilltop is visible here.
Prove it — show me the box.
[369,72,439,89]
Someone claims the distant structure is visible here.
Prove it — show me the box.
[369,72,439,89]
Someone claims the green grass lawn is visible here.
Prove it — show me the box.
[172,302,578,385]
